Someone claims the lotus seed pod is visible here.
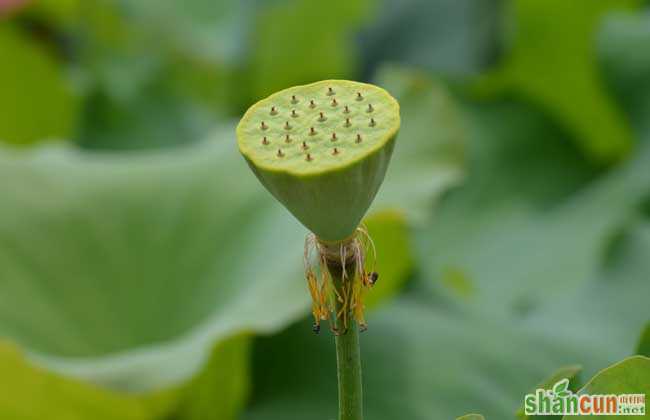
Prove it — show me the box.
[237,80,400,241]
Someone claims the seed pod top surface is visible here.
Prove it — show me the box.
[237,80,400,241]
[237,80,399,176]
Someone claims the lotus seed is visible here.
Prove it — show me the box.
[237,80,400,337]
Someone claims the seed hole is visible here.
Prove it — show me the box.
[306,153,313,161]
[261,121,268,130]
[270,107,277,115]
[344,105,350,114]
[262,136,269,145]
[302,141,309,150]
[310,100,316,108]
[344,118,351,128]
[319,112,327,122]
[369,118,376,127]
[333,147,339,155]
[331,132,337,141]
[277,149,284,157]
[356,92,363,101]
[327,87,335,96]
[291,109,298,118]
[284,121,291,130]
[331,98,338,107]
[367,104,374,113]
[285,134,292,143]
[356,134,362,143]
[309,127,317,136]
[291,95,298,104]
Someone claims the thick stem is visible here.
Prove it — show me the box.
[328,258,364,420]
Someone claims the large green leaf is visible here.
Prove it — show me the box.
[478,0,639,162]
[0,341,153,420]
[0,68,463,392]
[563,356,650,420]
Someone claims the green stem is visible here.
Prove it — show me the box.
[329,259,364,420]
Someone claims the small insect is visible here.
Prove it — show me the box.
[368,272,379,285]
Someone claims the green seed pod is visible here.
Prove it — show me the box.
[237,80,400,241]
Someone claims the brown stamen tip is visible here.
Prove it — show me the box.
[344,105,350,113]
[331,98,338,106]
[302,141,308,150]
[328,87,334,95]
[291,109,298,118]
[356,133,362,143]
[367,104,374,113]
[277,149,284,157]
[291,95,298,103]
[261,121,268,130]
[262,136,269,145]
[333,147,339,155]
[345,118,351,127]
[331,132,337,141]
[284,121,291,130]
[356,92,363,100]
[270,106,277,115]
[319,112,326,121]
[310,127,316,135]
[285,134,291,143]
[309,99,316,108]
[306,153,313,161]
[369,118,376,127]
